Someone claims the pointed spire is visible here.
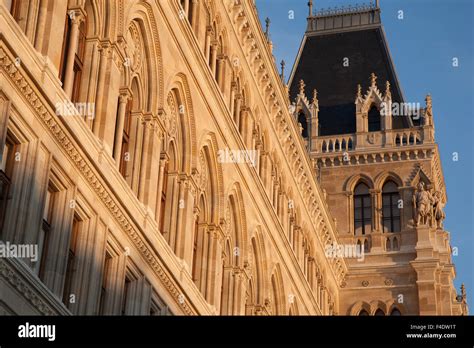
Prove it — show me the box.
[370,72,377,87]
[425,93,432,109]
[308,0,313,17]
[385,80,391,98]
[312,89,318,104]
[299,79,306,96]
[461,283,467,300]
[264,17,271,39]
[356,84,362,99]
[376,0,380,8]
[280,60,285,82]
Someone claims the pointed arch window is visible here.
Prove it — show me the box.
[368,105,381,132]
[374,309,385,316]
[390,308,401,316]
[354,183,372,235]
[358,309,369,316]
[382,181,400,232]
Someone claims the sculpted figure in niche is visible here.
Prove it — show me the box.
[432,190,446,229]
[413,182,433,226]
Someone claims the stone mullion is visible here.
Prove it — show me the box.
[102,253,127,315]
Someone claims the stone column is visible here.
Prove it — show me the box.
[229,82,236,115]
[369,188,383,251]
[273,180,280,209]
[155,156,169,227]
[204,26,213,63]
[216,54,226,88]
[113,90,130,166]
[92,42,110,136]
[183,0,189,16]
[206,226,220,305]
[210,42,218,76]
[233,95,242,129]
[63,11,85,98]
[138,117,153,201]
[175,177,196,268]
[190,0,198,29]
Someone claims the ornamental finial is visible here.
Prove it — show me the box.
[385,80,391,98]
[356,84,362,99]
[370,72,377,87]
[299,79,306,96]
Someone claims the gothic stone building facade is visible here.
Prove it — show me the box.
[0,0,467,316]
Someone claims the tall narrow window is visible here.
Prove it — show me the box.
[98,252,111,315]
[119,99,132,177]
[368,105,381,132]
[382,181,401,232]
[354,183,372,235]
[38,184,57,279]
[59,15,71,84]
[192,216,198,281]
[121,277,131,315]
[159,161,168,234]
[0,136,15,233]
[71,19,87,103]
[62,216,80,307]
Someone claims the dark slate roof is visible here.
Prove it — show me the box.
[289,27,410,136]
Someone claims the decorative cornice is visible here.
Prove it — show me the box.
[0,258,66,315]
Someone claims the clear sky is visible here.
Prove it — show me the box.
[255,0,474,307]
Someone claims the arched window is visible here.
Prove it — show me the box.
[382,181,400,232]
[358,309,369,316]
[368,105,381,132]
[374,309,385,316]
[390,308,401,316]
[354,183,372,235]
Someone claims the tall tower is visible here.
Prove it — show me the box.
[289,2,466,315]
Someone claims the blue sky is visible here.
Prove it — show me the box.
[256,0,474,307]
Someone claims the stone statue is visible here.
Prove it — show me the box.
[432,190,445,229]
[413,182,433,226]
